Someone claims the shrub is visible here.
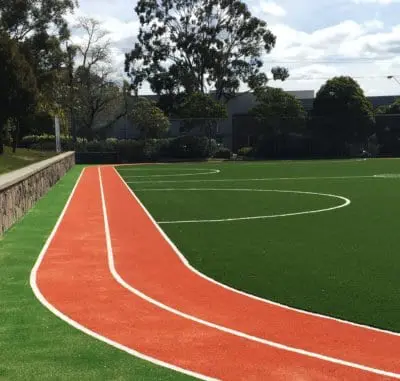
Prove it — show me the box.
[237,146,254,157]
[169,136,217,159]
[19,135,219,162]
[214,148,231,159]
[20,135,85,151]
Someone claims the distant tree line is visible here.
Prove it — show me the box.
[244,76,400,158]
[1,0,399,160]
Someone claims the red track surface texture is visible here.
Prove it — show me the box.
[33,166,400,380]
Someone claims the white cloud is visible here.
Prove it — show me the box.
[361,19,384,30]
[67,2,400,95]
[352,0,399,4]
[259,1,287,17]
[263,19,400,95]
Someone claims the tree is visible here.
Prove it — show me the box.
[312,76,375,155]
[0,0,75,42]
[0,33,38,154]
[20,34,71,134]
[71,17,127,140]
[249,87,306,156]
[177,92,227,145]
[251,87,306,120]
[125,0,288,100]
[128,98,170,140]
[178,92,227,120]
[0,0,76,136]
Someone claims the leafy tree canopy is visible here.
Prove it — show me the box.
[0,32,38,153]
[313,76,375,143]
[0,0,75,41]
[0,0,76,120]
[251,87,306,119]
[128,98,170,139]
[178,92,227,119]
[125,0,288,100]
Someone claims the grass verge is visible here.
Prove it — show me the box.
[0,147,56,175]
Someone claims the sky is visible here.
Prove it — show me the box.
[67,0,400,96]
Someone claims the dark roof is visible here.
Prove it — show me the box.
[299,95,399,111]
[367,96,399,108]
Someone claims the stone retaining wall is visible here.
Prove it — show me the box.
[0,152,75,235]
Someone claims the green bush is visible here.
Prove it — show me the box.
[237,146,254,157]
[214,148,231,159]
[20,135,85,151]
[169,136,217,159]
[19,135,218,162]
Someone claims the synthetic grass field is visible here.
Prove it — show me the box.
[1,159,400,380]
[118,159,400,332]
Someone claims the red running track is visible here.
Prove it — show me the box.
[32,166,400,380]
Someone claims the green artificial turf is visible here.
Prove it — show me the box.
[0,147,56,175]
[121,159,400,333]
[0,166,192,381]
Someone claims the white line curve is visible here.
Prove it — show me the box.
[108,167,400,379]
[134,188,350,224]
[115,166,400,338]
[30,168,217,381]
[122,169,221,179]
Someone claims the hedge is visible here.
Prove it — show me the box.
[20,135,219,162]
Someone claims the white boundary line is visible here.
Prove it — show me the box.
[114,166,400,339]
[107,168,400,379]
[118,168,218,171]
[125,174,381,184]
[122,169,221,179]
[374,174,400,178]
[134,188,350,224]
[30,167,217,381]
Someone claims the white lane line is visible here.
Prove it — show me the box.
[125,174,381,184]
[119,168,219,171]
[134,188,350,224]
[30,168,217,381]
[122,169,221,179]
[115,166,400,338]
[104,168,400,379]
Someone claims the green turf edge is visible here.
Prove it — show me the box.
[0,166,193,381]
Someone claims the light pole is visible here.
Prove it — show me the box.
[387,75,400,87]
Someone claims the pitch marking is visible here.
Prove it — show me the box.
[115,166,400,338]
[105,168,400,379]
[374,174,400,179]
[126,174,380,184]
[134,188,351,224]
[121,168,221,179]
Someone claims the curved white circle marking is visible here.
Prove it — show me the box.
[122,169,221,179]
[136,188,351,224]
